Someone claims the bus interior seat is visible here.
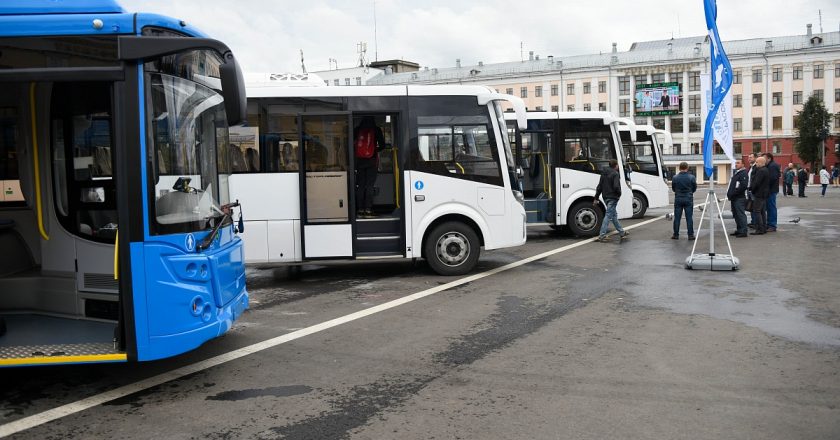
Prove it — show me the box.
[0,219,36,278]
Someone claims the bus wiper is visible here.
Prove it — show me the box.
[196,200,240,252]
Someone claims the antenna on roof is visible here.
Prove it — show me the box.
[818,9,823,33]
[357,42,368,67]
[300,49,307,74]
[373,0,379,62]
[520,41,524,62]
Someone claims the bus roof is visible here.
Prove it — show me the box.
[0,1,207,38]
[0,0,124,15]
[245,84,499,98]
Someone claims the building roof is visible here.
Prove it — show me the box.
[368,29,840,85]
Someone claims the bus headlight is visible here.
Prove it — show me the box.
[512,190,525,206]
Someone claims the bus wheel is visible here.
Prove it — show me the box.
[632,192,648,219]
[567,201,603,237]
[424,222,480,276]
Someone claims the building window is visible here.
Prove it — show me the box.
[752,142,762,154]
[355,77,362,85]
[772,92,782,105]
[753,117,762,131]
[583,82,591,94]
[772,67,782,81]
[752,69,763,83]
[634,116,647,126]
[619,99,630,117]
[689,71,700,92]
[813,89,824,101]
[814,64,824,79]
[333,79,340,85]
[345,78,351,85]
[651,73,665,83]
[671,116,683,133]
[836,64,840,78]
[793,116,800,129]
[773,116,782,130]
[733,142,742,155]
[634,74,647,86]
[793,91,803,104]
[566,84,575,95]
[672,143,682,155]
[619,76,630,95]
[691,143,702,154]
[598,102,606,111]
[652,118,665,130]
[733,94,742,108]
[551,84,558,96]
[535,86,543,97]
[793,65,803,80]
[689,95,700,114]
[752,93,762,106]
[835,88,840,102]
[535,106,543,111]
[583,103,591,111]
[567,105,575,112]
[551,105,559,112]
[733,118,742,132]
[835,118,840,129]
[732,70,742,84]
[772,141,781,154]
[520,87,527,98]
[506,87,513,95]
[689,117,701,132]
[598,81,606,93]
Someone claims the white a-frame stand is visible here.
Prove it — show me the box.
[685,179,740,271]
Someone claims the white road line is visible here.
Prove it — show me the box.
[0,214,665,438]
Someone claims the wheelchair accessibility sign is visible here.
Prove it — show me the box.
[414,180,424,190]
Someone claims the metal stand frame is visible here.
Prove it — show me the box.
[685,179,740,271]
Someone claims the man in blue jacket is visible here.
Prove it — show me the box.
[763,152,780,232]
[671,162,697,240]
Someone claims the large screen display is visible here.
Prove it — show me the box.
[634,82,680,116]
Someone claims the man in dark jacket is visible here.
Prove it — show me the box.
[594,159,627,242]
[746,153,757,227]
[727,158,749,237]
[671,162,697,240]
[749,156,770,234]
[797,166,808,197]
[783,163,795,196]
[764,152,780,232]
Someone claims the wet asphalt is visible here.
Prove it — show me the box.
[2,184,839,439]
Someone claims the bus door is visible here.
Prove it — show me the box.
[519,128,553,224]
[298,112,354,258]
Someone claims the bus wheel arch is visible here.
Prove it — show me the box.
[632,191,648,219]
[421,215,483,276]
[567,198,603,237]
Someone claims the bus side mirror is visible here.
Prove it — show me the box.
[237,202,244,234]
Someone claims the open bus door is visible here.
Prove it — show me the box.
[297,112,355,259]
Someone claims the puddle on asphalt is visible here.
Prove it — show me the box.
[596,238,840,347]
[206,385,313,401]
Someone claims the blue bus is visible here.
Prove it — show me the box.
[0,0,249,366]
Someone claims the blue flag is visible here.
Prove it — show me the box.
[702,0,733,178]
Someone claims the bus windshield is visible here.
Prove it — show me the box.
[621,131,660,176]
[150,73,230,233]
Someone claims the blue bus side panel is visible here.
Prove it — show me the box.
[130,242,150,358]
[134,13,207,38]
[136,232,248,361]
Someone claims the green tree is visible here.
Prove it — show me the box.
[794,95,832,170]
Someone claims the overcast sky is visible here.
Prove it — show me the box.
[121,0,839,74]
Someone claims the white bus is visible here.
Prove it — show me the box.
[229,84,528,276]
[505,112,635,236]
[618,125,671,218]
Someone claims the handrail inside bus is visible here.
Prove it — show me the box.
[113,230,119,280]
[29,82,49,241]
[392,147,400,208]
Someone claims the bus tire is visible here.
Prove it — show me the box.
[424,221,480,276]
[632,191,648,219]
[567,201,603,237]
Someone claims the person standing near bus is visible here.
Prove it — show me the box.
[594,159,627,242]
[763,152,780,232]
[820,166,831,197]
[354,116,388,218]
[671,161,697,240]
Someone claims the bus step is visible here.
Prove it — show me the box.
[355,252,404,260]
[356,216,400,235]
[355,233,401,254]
